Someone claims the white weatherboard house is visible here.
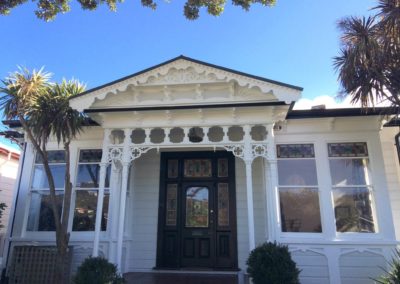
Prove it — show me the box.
[2,56,400,284]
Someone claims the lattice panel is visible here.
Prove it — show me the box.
[8,246,73,284]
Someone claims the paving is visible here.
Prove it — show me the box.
[124,272,239,284]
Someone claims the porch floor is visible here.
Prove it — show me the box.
[123,272,239,284]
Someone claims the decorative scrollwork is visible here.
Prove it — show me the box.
[252,144,268,158]
[223,145,245,158]
[130,147,152,161]
[108,147,123,163]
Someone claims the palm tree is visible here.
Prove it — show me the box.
[0,69,86,283]
[333,0,400,109]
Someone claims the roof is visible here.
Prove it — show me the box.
[4,107,396,129]
[286,107,398,119]
[0,144,20,159]
[70,55,303,101]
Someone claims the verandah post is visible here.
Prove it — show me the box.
[93,129,111,257]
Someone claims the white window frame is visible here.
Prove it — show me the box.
[327,141,379,236]
[71,148,110,234]
[276,143,324,239]
[24,149,66,234]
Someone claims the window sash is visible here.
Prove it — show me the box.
[26,190,64,232]
[279,187,322,233]
[72,189,109,232]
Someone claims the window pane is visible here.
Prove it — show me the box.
[167,160,178,179]
[184,159,212,178]
[218,159,229,177]
[27,191,63,231]
[186,187,209,227]
[218,183,229,226]
[329,159,370,186]
[35,150,66,164]
[328,142,368,157]
[166,184,177,226]
[32,165,66,189]
[277,144,315,158]
[333,187,375,233]
[72,190,108,231]
[279,187,322,233]
[278,160,318,186]
[76,164,111,188]
[79,149,103,163]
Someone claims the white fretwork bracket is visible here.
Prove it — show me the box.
[222,143,269,163]
[129,147,152,161]
[107,147,123,164]
[222,145,245,159]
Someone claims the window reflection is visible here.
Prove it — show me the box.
[186,187,209,227]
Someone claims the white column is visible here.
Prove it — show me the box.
[116,128,131,272]
[93,129,111,257]
[243,125,256,251]
[245,159,256,251]
[266,124,280,241]
[264,159,279,241]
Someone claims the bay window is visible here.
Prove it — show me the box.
[277,144,322,233]
[72,149,110,231]
[27,151,65,231]
[328,142,375,233]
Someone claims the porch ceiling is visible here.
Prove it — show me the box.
[91,104,290,129]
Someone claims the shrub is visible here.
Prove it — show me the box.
[374,249,400,284]
[246,242,300,284]
[74,256,125,284]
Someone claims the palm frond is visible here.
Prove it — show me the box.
[29,79,87,145]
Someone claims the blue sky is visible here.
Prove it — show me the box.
[0,0,376,148]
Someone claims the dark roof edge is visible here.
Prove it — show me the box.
[286,107,398,120]
[70,55,303,100]
[2,118,99,129]
[84,101,289,113]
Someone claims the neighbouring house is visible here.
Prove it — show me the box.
[1,56,400,284]
[0,144,20,265]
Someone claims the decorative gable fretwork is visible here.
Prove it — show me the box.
[70,58,301,112]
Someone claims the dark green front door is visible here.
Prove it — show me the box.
[156,151,238,270]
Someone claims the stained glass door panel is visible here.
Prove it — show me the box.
[185,187,209,227]
[181,183,215,267]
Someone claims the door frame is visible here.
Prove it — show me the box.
[155,151,238,270]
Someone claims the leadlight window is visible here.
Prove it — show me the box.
[218,183,229,226]
[27,150,66,231]
[218,159,228,177]
[277,144,322,233]
[185,187,209,227]
[184,159,212,178]
[328,142,375,233]
[167,160,178,179]
[72,149,110,231]
[166,184,178,226]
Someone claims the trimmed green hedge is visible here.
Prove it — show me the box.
[74,256,125,284]
[247,242,300,284]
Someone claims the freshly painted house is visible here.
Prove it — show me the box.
[2,56,400,284]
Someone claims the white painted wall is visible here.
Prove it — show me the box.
[380,127,400,240]
[126,149,160,271]
[235,157,266,270]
